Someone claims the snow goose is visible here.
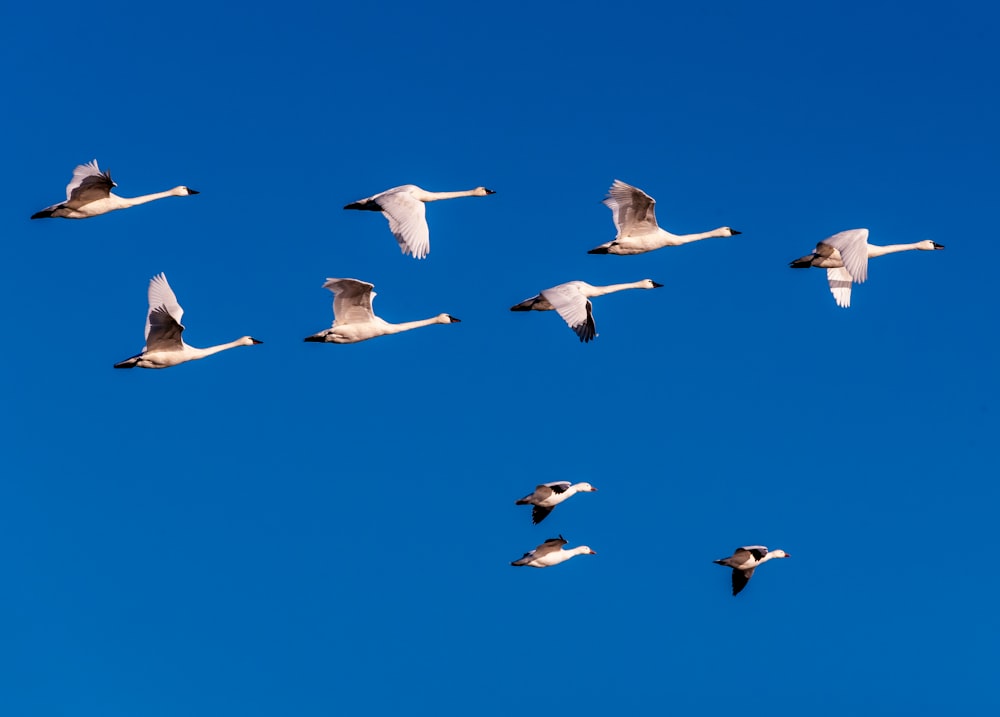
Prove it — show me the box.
[303,278,460,344]
[510,279,662,342]
[515,482,598,524]
[114,273,262,369]
[714,545,790,596]
[588,180,740,255]
[790,228,944,308]
[32,160,198,219]
[344,184,495,259]
[510,535,596,568]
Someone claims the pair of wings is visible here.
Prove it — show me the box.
[368,188,431,260]
[519,536,568,561]
[525,481,571,524]
[603,180,660,237]
[143,273,186,352]
[323,278,378,326]
[728,545,768,596]
[818,229,870,308]
[37,160,116,213]
[540,283,597,343]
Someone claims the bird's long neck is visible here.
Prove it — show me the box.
[867,242,923,258]
[670,228,730,245]
[187,339,247,360]
[383,317,442,334]
[588,281,649,297]
[419,189,481,202]
[120,189,181,208]
[758,551,781,565]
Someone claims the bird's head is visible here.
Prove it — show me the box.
[919,240,945,250]
[772,550,791,559]
[576,482,598,492]
[475,187,496,196]
[241,336,264,346]
[439,314,461,324]
[641,279,664,289]
[722,227,741,237]
[171,186,199,196]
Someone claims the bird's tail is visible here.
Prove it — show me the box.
[515,498,530,505]
[113,354,141,369]
[789,254,815,269]
[509,297,539,311]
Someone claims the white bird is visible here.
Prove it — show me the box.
[304,278,461,344]
[510,279,662,342]
[588,180,740,255]
[32,160,198,219]
[515,481,598,524]
[344,184,496,259]
[510,535,597,568]
[790,228,945,308]
[114,273,262,369]
[713,545,791,596]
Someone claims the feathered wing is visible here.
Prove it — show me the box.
[732,568,754,596]
[66,160,115,207]
[324,278,376,326]
[540,284,597,342]
[822,229,869,284]
[533,536,568,558]
[374,191,430,259]
[531,505,553,524]
[144,273,185,351]
[603,180,659,236]
[827,267,853,308]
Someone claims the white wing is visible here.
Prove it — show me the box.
[540,283,597,342]
[323,278,376,326]
[821,229,869,284]
[827,267,853,308]
[603,180,659,236]
[375,190,430,259]
[541,481,572,491]
[65,159,115,206]
[144,273,185,351]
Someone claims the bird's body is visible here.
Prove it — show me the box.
[510,279,662,342]
[713,545,791,596]
[515,481,597,524]
[588,180,739,255]
[790,228,944,307]
[510,536,596,568]
[32,160,198,219]
[114,273,261,369]
[344,183,495,259]
[304,278,460,344]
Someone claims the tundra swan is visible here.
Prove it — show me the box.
[510,279,662,342]
[790,228,944,307]
[32,160,198,219]
[515,482,598,524]
[510,536,596,568]
[114,273,262,369]
[588,180,739,255]
[344,184,495,259]
[303,278,460,344]
[713,545,790,596]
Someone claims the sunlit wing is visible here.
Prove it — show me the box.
[145,273,184,344]
[827,267,853,308]
[324,278,376,326]
[603,180,659,236]
[66,159,114,206]
[541,283,597,342]
[822,229,869,284]
[376,191,430,259]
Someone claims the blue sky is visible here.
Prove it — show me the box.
[3,1,999,714]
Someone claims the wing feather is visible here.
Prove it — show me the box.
[66,160,115,206]
[827,267,853,308]
[821,229,869,284]
[144,273,185,350]
[375,191,430,259]
[541,283,597,342]
[603,180,659,236]
[323,278,376,326]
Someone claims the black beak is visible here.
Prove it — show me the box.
[730,229,742,235]
[933,242,945,249]
[651,281,664,288]
[448,315,462,323]
[187,188,200,195]
[485,188,496,195]
[251,338,263,344]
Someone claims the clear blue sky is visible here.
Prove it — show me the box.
[3,1,998,714]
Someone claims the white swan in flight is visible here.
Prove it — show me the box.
[343,184,495,259]
[790,228,944,307]
[713,545,791,596]
[114,273,262,369]
[304,278,461,344]
[510,535,596,568]
[588,180,740,255]
[32,160,198,219]
[515,481,597,524]
[510,279,662,342]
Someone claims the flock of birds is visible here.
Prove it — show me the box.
[32,158,945,594]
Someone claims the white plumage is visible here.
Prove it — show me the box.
[510,536,597,568]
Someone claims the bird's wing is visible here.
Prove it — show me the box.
[144,273,185,350]
[541,284,597,342]
[736,546,768,562]
[531,505,553,524]
[827,267,853,308]
[821,229,869,284]
[543,481,571,493]
[65,160,115,206]
[603,180,659,236]
[375,191,430,259]
[323,278,376,326]
[732,568,754,596]
[533,537,568,557]
[532,485,555,501]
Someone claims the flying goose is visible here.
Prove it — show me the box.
[114,273,262,369]
[510,535,597,568]
[713,545,791,596]
[32,160,198,219]
[344,184,495,259]
[515,482,598,524]
[304,278,460,344]
[790,228,944,307]
[588,180,740,255]
[510,279,662,342]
